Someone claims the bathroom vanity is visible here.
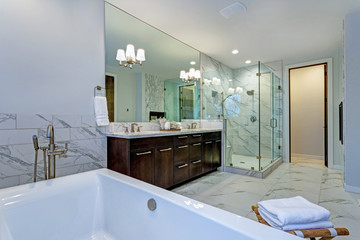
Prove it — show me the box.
[107,129,221,189]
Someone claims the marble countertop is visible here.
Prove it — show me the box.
[106,128,222,139]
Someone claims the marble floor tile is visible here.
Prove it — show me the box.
[172,158,360,240]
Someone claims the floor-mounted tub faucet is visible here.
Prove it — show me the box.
[46,124,67,179]
[32,125,68,182]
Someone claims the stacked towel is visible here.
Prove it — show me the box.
[258,196,333,231]
[94,96,110,126]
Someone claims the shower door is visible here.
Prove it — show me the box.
[259,63,281,170]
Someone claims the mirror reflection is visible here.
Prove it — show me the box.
[105,3,200,122]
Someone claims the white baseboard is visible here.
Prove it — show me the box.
[291,153,324,160]
[345,184,360,194]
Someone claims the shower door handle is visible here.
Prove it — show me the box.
[270,118,278,128]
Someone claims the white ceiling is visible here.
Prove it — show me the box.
[106,0,360,68]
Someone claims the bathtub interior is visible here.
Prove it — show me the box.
[0,170,301,240]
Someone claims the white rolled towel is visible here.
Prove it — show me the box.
[258,196,331,228]
[94,96,109,126]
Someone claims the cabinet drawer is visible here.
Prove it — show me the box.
[130,136,173,150]
[202,132,221,141]
[189,142,202,161]
[174,144,189,164]
[190,159,202,178]
[189,133,202,143]
[174,162,189,185]
[174,135,189,145]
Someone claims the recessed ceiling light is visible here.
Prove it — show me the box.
[190,61,196,65]
[229,79,233,82]
[245,60,252,64]
[232,49,239,55]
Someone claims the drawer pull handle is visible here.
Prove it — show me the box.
[136,151,152,156]
[159,148,172,152]
[192,134,201,137]
[193,143,201,146]
[192,160,202,164]
[205,141,212,144]
[177,163,188,169]
[215,140,221,143]
[178,145,188,149]
[177,136,188,139]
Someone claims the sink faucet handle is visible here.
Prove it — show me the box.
[137,126,142,132]
[124,126,129,133]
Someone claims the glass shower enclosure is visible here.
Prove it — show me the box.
[202,61,282,173]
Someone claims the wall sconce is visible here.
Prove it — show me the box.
[180,68,201,83]
[116,44,145,69]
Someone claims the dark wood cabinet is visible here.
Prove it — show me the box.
[130,149,154,184]
[202,141,213,173]
[107,131,222,189]
[155,147,173,188]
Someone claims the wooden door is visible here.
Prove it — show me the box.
[105,75,115,122]
[202,141,213,173]
[213,140,221,169]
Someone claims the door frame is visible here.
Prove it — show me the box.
[283,58,333,168]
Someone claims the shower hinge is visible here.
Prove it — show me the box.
[278,145,281,149]
[278,85,281,90]
[256,156,261,160]
[256,73,261,77]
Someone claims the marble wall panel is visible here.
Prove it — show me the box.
[0,113,106,189]
[0,113,16,129]
[144,73,164,121]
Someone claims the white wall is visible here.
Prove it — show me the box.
[0,0,106,189]
[290,65,325,159]
[105,67,138,122]
[0,0,105,114]
[344,10,360,193]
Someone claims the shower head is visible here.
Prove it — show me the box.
[246,90,254,95]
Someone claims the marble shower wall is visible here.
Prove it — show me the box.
[200,53,283,165]
[0,113,107,189]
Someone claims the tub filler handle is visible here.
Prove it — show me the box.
[147,198,157,211]
[136,151,152,156]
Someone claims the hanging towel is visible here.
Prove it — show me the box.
[258,196,331,228]
[94,96,109,126]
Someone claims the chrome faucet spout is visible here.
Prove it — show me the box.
[46,125,54,145]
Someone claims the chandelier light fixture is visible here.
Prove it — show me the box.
[179,68,201,83]
[116,44,145,69]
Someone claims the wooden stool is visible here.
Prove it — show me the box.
[252,205,349,240]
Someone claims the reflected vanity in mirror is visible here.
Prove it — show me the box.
[105,3,200,122]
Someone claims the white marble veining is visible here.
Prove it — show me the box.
[0,113,106,189]
[107,128,222,139]
[173,158,360,239]
[144,73,164,121]
[0,113,16,129]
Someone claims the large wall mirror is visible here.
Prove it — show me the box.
[105,3,200,122]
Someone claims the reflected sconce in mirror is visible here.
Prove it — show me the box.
[228,87,243,94]
[116,44,145,69]
[180,68,201,83]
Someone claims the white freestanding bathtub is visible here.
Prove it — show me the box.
[0,169,301,240]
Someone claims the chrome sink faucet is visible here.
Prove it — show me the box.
[191,123,197,129]
[131,123,138,133]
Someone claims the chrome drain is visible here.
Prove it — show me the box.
[147,198,157,211]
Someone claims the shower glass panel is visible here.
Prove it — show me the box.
[200,54,282,173]
[223,63,260,170]
[259,63,273,170]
